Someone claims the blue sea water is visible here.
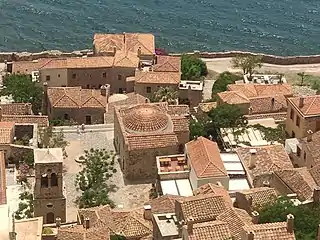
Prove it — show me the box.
[0,0,320,55]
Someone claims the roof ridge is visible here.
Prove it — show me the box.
[201,138,226,176]
[305,95,318,115]
[81,92,104,108]
[54,90,80,108]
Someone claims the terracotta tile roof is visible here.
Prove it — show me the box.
[288,95,320,117]
[47,87,107,108]
[113,51,139,67]
[242,222,296,240]
[153,56,181,72]
[176,194,229,222]
[171,116,189,132]
[186,137,228,178]
[127,133,178,151]
[236,187,278,209]
[310,163,320,186]
[198,102,217,113]
[0,103,33,115]
[93,33,125,54]
[93,33,155,56]
[216,208,253,240]
[124,33,155,56]
[57,221,110,240]
[193,183,232,206]
[274,167,317,201]
[78,205,112,227]
[167,105,190,116]
[12,58,53,74]
[249,95,288,114]
[217,91,250,104]
[245,112,287,121]
[228,84,293,98]
[300,131,320,165]
[149,194,185,214]
[183,220,232,240]
[236,145,293,179]
[110,209,152,239]
[0,122,14,145]
[135,71,181,85]
[0,152,6,205]
[2,115,49,127]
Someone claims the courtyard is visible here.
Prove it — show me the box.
[59,124,152,221]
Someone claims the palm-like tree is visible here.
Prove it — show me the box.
[297,72,306,86]
[153,87,178,105]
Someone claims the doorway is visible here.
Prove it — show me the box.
[46,212,54,224]
[85,115,92,125]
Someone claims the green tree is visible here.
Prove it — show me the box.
[297,72,307,86]
[152,87,178,104]
[39,126,69,158]
[211,71,242,99]
[252,123,287,144]
[181,55,208,80]
[258,196,320,240]
[208,104,247,129]
[189,119,207,140]
[15,191,34,220]
[231,55,262,80]
[1,74,43,113]
[75,148,117,209]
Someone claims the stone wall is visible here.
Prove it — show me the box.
[3,48,320,65]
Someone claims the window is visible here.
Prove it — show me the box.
[98,84,102,89]
[64,113,70,120]
[290,109,294,120]
[117,74,122,80]
[58,74,61,78]
[297,146,301,157]
[46,203,53,208]
[119,88,123,94]
[61,85,66,87]
[86,84,90,89]
[296,116,300,127]
[51,173,58,187]
[72,73,76,79]
[146,87,151,93]
[102,72,107,78]
[292,131,295,138]
[41,174,48,188]
[46,75,50,81]
[304,152,307,161]
[85,115,92,125]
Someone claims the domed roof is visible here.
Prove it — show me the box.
[123,105,169,132]
[108,94,128,103]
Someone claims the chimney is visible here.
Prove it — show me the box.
[248,196,253,207]
[100,85,107,96]
[25,103,30,115]
[123,32,126,43]
[56,217,61,228]
[299,96,304,108]
[153,54,157,65]
[313,186,320,203]
[249,149,257,169]
[263,180,270,187]
[113,46,117,55]
[247,231,254,240]
[143,205,152,221]
[271,98,275,108]
[84,217,90,229]
[187,217,194,234]
[307,130,313,142]
[42,82,49,115]
[251,211,259,224]
[286,214,294,233]
[137,47,142,57]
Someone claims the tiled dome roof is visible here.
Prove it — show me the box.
[123,105,168,132]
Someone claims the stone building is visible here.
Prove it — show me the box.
[114,102,189,181]
[11,53,139,93]
[44,85,109,124]
[217,84,293,120]
[33,148,66,224]
[286,95,320,138]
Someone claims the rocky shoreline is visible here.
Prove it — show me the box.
[2,49,320,65]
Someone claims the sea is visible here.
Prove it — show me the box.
[0,0,320,55]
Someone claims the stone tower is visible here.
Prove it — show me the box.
[33,148,66,224]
